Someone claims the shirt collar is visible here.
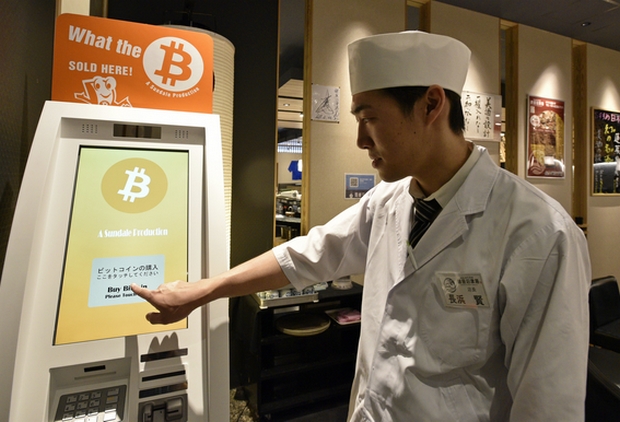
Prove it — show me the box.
[410,141,481,208]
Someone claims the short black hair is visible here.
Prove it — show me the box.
[381,86,465,136]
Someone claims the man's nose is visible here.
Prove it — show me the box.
[356,124,372,150]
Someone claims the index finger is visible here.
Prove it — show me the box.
[131,283,153,302]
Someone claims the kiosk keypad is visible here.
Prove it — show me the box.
[55,385,126,422]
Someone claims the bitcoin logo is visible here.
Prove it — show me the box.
[102,158,167,213]
[143,37,203,92]
[154,40,192,87]
[118,167,151,202]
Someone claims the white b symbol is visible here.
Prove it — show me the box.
[118,167,151,202]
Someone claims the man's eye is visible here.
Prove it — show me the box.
[354,115,373,124]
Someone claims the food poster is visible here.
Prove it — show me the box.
[592,108,620,195]
[527,96,565,178]
[52,13,213,113]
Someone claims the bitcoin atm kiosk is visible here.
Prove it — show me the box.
[0,101,229,421]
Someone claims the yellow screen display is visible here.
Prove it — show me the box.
[54,147,189,345]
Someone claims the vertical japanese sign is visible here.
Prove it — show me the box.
[55,147,189,345]
[592,108,620,195]
[52,14,213,113]
[526,96,565,178]
[461,91,502,142]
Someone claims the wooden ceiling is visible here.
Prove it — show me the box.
[278,78,303,129]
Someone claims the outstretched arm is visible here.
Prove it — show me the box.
[131,251,290,324]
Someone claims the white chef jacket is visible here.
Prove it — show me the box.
[273,146,591,421]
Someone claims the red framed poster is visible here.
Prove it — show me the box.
[526,95,565,178]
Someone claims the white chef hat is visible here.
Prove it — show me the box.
[348,31,471,96]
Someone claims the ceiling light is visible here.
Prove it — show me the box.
[581,22,591,27]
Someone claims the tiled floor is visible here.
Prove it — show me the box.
[230,389,348,422]
[230,389,257,422]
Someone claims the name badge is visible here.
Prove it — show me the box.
[435,272,490,309]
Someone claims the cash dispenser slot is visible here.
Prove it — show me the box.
[138,348,189,421]
[139,395,186,422]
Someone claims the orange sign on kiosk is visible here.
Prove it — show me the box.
[53,13,213,113]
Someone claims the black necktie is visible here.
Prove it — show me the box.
[408,198,442,248]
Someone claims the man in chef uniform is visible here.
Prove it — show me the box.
[132,31,591,421]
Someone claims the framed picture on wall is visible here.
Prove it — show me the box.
[311,84,340,122]
[592,108,620,195]
[526,95,565,178]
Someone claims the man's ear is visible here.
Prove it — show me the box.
[423,85,447,125]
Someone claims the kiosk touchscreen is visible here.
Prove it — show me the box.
[55,146,190,346]
[0,101,229,422]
